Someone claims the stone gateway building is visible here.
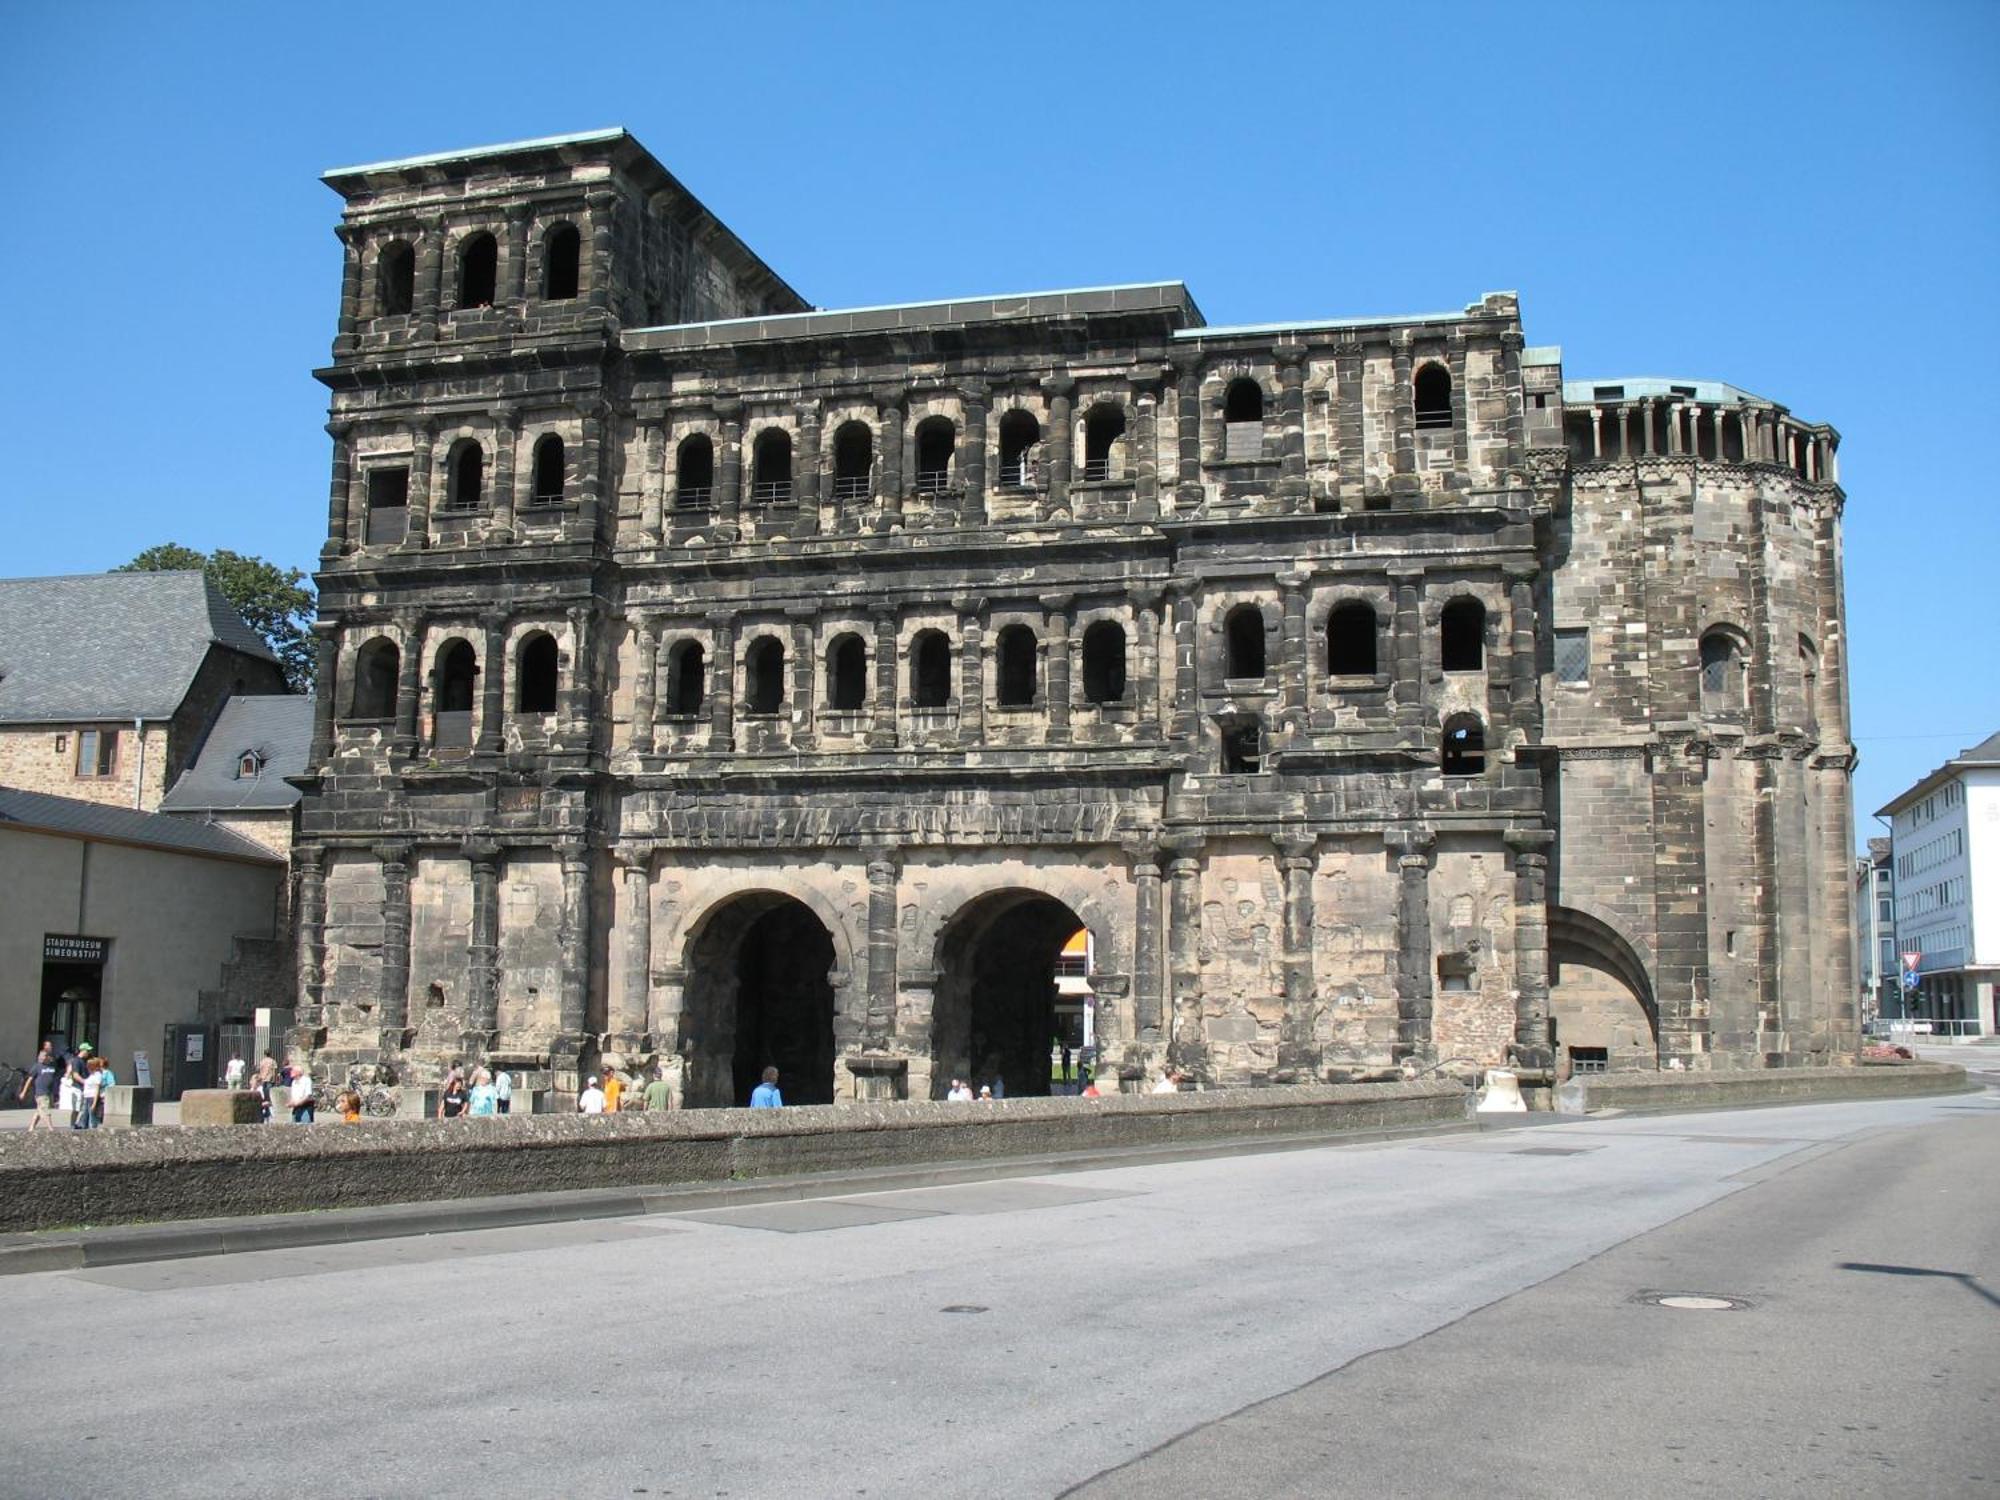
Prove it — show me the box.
[295,129,1857,1104]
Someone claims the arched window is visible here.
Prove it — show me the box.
[456,232,497,310]
[745,636,786,714]
[915,417,956,496]
[668,640,706,716]
[1082,405,1126,482]
[542,224,581,301]
[446,440,484,511]
[751,428,793,503]
[1225,604,1266,680]
[996,624,1038,707]
[1721,413,1744,462]
[433,639,477,748]
[1699,630,1744,715]
[910,629,952,709]
[350,638,399,719]
[1441,598,1485,672]
[824,633,868,711]
[1081,621,1127,703]
[377,242,415,317]
[832,421,872,502]
[1414,363,1452,430]
[998,409,1040,488]
[516,632,559,714]
[531,435,565,506]
[1223,378,1263,460]
[1327,602,1379,676]
[1442,713,1486,776]
[676,434,715,507]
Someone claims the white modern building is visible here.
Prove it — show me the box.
[1876,730,2000,1036]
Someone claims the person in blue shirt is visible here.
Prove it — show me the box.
[749,1067,783,1108]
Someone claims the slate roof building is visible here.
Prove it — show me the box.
[159,693,315,858]
[0,572,288,813]
[295,130,1858,1103]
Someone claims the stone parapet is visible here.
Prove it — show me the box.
[1575,1061,1969,1115]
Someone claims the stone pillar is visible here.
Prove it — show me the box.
[466,843,501,1043]
[793,403,821,538]
[869,607,898,748]
[332,224,362,356]
[640,415,667,544]
[1276,345,1308,508]
[1131,372,1162,520]
[709,614,736,751]
[875,388,904,530]
[1131,590,1163,741]
[1390,569,1425,743]
[1499,330,1526,472]
[1446,335,1471,481]
[391,614,422,757]
[1173,355,1203,510]
[714,398,743,542]
[403,422,435,551]
[1042,595,1072,744]
[294,845,326,1019]
[630,618,659,755]
[1388,828,1435,1062]
[557,840,592,1039]
[960,382,988,526]
[1508,570,1540,739]
[504,204,531,305]
[956,597,985,744]
[612,846,651,1048]
[1389,337,1418,499]
[561,605,593,750]
[1166,841,1206,1071]
[788,609,816,750]
[1666,402,1686,456]
[307,626,338,768]
[476,614,506,755]
[489,409,517,542]
[377,843,412,1036]
[585,190,615,314]
[413,218,443,341]
[1651,741,1712,1065]
[1169,583,1200,743]
[1335,342,1366,506]
[324,420,354,557]
[1043,376,1075,515]
[1129,841,1165,1041]
[1275,834,1319,1078]
[577,405,606,540]
[1505,830,1555,1068]
[864,849,900,1046]
[1277,571,1309,737]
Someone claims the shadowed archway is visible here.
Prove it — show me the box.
[930,890,1089,1099]
[680,893,837,1107]
[1549,904,1660,1070]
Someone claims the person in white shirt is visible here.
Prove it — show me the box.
[1152,1071,1182,1095]
[578,1076,607,1114]
[224,1055,246,1090]
[494,1069,513,1115]
[946,1079,974,1102]
[288,1060,316,1124]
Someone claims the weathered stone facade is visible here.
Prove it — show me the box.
[294,130,1856,1102]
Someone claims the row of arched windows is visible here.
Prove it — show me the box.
[373,223,582,318]
[431,435,567,512]
[1217,597,1485,681]
[347,633,562,722]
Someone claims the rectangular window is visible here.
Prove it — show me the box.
[1569,1046,1609,1074]
[74,728,118,778]
[1554,628,1590,686]
[366,466,410,545]
[1879,898,1892,922]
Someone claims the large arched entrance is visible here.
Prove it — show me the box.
[1548,905,1660,1072]
[680,894,837,1108]
[931,890,1091,1100]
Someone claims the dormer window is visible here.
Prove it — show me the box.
[236,750,265,779]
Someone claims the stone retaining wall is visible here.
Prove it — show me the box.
[0,1083,1469,1233]
[1577,1061,1969,1115]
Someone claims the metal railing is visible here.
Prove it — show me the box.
[676,485,713,508]
[751,480,793,504]
[915,470,952,496]
[1415,409,1453,430]
[1080,458,1114,482]
[999,461,1037,488]
[832,475,870,502]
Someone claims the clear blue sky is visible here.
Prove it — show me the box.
[2,0,1995,837]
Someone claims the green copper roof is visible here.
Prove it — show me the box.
[323,128,627,180]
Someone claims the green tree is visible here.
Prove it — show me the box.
[115,544,318,691]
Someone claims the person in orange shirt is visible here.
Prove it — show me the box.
[602,1069,624,1113]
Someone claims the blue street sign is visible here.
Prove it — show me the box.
[1902,969,1920,991]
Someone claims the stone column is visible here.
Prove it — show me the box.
[1505,830,1555,1068]
[1446,335,1471,480]
[630,618,659,756]
[1666,402,1686,456]
[307,625,338,768]
[476,614,506,755]
[708,614,736,751]
[714,398,744,542]
[1388,828,1435,1062]
[788,609,816,750]
[874,388,904,530]
[294,845,326,1019]
[1043,376,1075,516]
[1507,569,1540,739]
[577,405,606,540]
[1277,571,1309,737]
[956,597,985,744]
[1131,372,1162,520]
[864,849,900,1046]
[377,843,413,1036]
[960,382,988,526]
[640,415,667,544]
[585,190,615,314]
[1335,342,1366,507]
[1389,337,1418,500]
[1276,345,1308,508]
[561,605,593,749]
[1275,834,1319,1077]
[1173,354,1203,510]
[324,420,354,557]
[612,846,651,1048]
[1128,840,1165,1041]
[332,224,362,356]
[413,217,443,341]
[1131,590,1163,741]
[1169,583,1200,743]
[504,204,531,305]
[1499,330,1526,471]
[1042,595,1072,744]
[1390,569,1425,743]
[403,422,435,551]
[465,843,501,1043]
[391,614,422,757]
[1166,840,1206,1072]
[793,402,821,538]
[557,840,592,1039]
[489,409,518,541]
[869,606,899,748]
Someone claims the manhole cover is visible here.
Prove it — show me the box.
[1635,1291,1750,1311]
[940,1305,989,1315]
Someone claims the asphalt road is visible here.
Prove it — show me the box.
[1,1088,1994,1499]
